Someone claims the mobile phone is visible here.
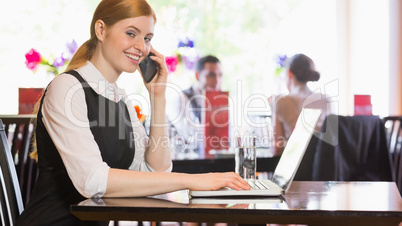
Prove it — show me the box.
[139,53,158,83]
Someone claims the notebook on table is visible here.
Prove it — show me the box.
[188,108,322,197]
[189,196,288,210]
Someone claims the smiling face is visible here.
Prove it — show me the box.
[94,15,155,78]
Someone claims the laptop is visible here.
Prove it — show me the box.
[188,108,322,197]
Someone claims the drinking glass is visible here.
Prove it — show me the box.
[235,135,257,179]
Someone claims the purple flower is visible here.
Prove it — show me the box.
[180,50,199,70]
[182,55,198,70]
[66,39,78,56]
[187,39,194,48]
[53,53,66,68]
[178,41,186,48]
[178,37,195,48]
[272,54,288,78]
[274,54,288,68]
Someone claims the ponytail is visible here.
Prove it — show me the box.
[65,39,97,72]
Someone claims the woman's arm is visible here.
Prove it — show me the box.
[105,170,249,197]
[145,96,171,171]
[42,74,111,198]
[141,48,171,171]
[274,116,286,156]
[273,96,288,156]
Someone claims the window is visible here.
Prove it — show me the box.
[0,0,393,116]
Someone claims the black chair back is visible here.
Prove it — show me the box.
[296,115,394,182]
[0,119,24,226]
[383,116,402,195]
[1,116,37,206]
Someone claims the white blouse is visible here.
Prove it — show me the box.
[41,61,171,199]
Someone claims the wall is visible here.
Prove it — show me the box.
[389,0,402,115]
[337,0,391,116]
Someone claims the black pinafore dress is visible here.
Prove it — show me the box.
[17,70,135,226]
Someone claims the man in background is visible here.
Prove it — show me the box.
[167,55,223,158]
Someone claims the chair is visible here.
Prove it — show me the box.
[383,116,402,195]
[2,116,37,206]
[295,115,394,182]
[0,119,24,226]
[1,116,37,206]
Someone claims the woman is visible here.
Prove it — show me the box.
[273,53,331,156]
[17,0,249,225]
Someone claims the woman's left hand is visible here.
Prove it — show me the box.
[141,47,168,98]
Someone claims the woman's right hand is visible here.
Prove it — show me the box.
[186,172,251,191]
[142,46,168,98]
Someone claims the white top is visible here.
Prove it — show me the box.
[41,61,172,199]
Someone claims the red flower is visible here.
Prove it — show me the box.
[25,48,42,70]
[165,55,178,73]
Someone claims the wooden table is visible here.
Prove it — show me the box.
[71,181,402,225]
[0,115,35,124]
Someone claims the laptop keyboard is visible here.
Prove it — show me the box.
[247,180,270,190]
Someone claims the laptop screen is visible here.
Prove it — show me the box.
[271,108,322,193]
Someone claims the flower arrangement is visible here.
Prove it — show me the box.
[176,37,199,71]
[134,105,146,123]
[165,36,199,73]
[25,39,78,76]
[273,54,288,78]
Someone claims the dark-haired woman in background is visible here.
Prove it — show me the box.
[273,54,332,155]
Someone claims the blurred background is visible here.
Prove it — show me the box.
[1,0,401,117]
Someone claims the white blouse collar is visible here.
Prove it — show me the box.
[76,61,123,102]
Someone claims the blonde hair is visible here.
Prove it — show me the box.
[30,0,156,161]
